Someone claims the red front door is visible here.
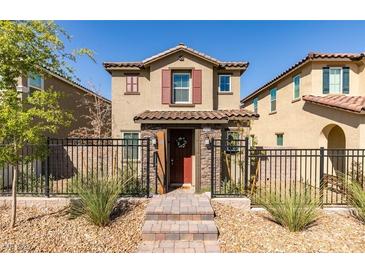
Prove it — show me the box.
[170,129,192,184]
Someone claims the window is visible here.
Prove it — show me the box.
[329,68,341,93]
[270,88,277,112]
[293,75,300,99]
[323,67,350,94]
[122,132,139,160]
[126,74,138,93]
[276,133,284,146]
[28,73,44,92]
[173,72,190,103]
[253,97,258,113]
[219,75,231,93]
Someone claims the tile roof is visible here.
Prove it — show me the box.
[302,94,365,114]
[134,109,258,122]
[103,43,248,70]
[241,52,365,104]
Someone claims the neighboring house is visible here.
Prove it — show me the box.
[241,52,365,149]
[15,69,111,137]
[104,43,258,191]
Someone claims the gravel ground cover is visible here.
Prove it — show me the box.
[212,201,365,252]
[0,200,147,252]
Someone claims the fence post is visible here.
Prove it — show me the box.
[146,138,150,198]
[210,138,215,198]
[44,137,50,198]
[244,137,249,195]
[319,147,324,207]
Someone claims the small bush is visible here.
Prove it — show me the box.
[70,176,120,227]
[345,178,365,223]
[256,190,320,232]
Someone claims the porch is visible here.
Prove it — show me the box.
[134,109,257,194]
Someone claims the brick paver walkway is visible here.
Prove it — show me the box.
[137,189,220,253]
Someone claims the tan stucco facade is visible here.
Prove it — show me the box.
[110,51,242,137]
[242,59,365,149]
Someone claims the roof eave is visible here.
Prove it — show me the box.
[134,119,228,124]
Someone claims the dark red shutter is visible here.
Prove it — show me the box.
[161,69,171,104]
[192,69,202,104]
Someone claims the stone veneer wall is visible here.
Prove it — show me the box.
[140,126,160,194]
[199,128,222,190]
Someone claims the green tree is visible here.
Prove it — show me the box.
[0,20,93,227]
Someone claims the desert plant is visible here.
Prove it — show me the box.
[256,189,320,232]
[117,163,146,195]
[221,178,245,195]
[340,175,365,223]
[70,176,120,227]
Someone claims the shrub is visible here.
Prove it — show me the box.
[344,177,365,223]
[116,163,146,195]
[256,189,320,232]
[221,178,245,195]
[70,176,120,227]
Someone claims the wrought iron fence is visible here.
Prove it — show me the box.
[211,138,365,206]
[0,138,152,197]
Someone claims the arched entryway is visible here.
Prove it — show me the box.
[320,124,346,175]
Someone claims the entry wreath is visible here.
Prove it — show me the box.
[176,136,188,148]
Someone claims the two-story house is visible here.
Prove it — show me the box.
[104,43,258,192]
[241,52,365,149]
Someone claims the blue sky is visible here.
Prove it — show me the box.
[58,21,365,100]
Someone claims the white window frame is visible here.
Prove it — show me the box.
[329,67,342,94]
[122,131,141,161]
[270,88,277,112]
[292,74,300,100]
[218,74,231,93]
[172,72,191,104]
[28,73,44,91]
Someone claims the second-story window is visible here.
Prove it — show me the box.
[270,88,277,112]
[323,67,349,94]
[28,73,44,92]
[126,74,139,93]
[173,72,190,103]
[293,75,300,100]
[219,74,231,93]
[253,97,258,113]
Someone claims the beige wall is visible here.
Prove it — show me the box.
[243,60,365,149]
[111,51,242,137]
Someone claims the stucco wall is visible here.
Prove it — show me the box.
[111,51,241,137]
[243,60,365,149]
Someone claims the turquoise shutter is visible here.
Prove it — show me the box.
[323,67,329,94]
[342,67,349,94]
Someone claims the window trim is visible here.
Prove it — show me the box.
[172,71,192,104]
[28,73,44,91]
[125,74,139,93]
[218,74,232,93]
[328,67,343,94]
[270,88,277,113]
[292,74,300,100]
[121,131,141,161]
